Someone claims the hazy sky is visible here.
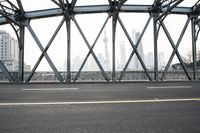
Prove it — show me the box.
[1,0,199,71]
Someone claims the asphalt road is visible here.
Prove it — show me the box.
[0,82,200,133]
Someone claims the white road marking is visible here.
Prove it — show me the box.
[147,86,193,89]
[0,98,200,106]
[22,88,79,91]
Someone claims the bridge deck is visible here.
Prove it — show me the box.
[0,82,200,133]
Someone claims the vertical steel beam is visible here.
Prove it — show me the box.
[66,19,71,82]
[153,14,159,81]
[18,26,25,82]
[112,16,116,81]
[191,16,198,80]
[16,0,24,12]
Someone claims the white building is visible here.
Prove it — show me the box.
[119,41,126,70]
[0,31,18,71]
[145,52,154,70]
[158,51,166,70]
[0,30,31,72]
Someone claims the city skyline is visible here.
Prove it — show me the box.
[63,29,167,71]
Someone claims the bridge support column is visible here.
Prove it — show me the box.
[153,14,159,81]
[18,26,25,83]
[191,16,198,80]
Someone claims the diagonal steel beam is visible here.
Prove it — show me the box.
[118,0,127,9]
[118,16,152,81]
[26,23,63,82]
[16,0,24,12]
[51,0,61,8]
[157,0,184,21]
[160,17,190,80]
[26,17,65,82]
[108,0,112,6]
[58,0,65,9]
[72,17,110,81]
[5,0,19,11]
[0,60,14,82]
[65,0,69,5]
[161,21,191,80]
[71,0,77,10]
[73,16,110,82]
[0,10,20,26]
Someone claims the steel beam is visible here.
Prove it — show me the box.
[16,0,24,12]
[112,15,117,81]
[153,14,159,81]
[17,26,25,82]
[0,61,14,82]
[118,16,152,81]
[161,22,191,80]
[26,23,63,82]
[73,16,110,82]
[191,16,198,80]
[72,17,110,81]
[0,5,194,25]
[160,17,191,80]
[66,19,71,82]
[25,18,65,82]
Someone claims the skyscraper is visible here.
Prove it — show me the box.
[119,41,126,69]
[103,30,110,71]
[158,51,165,70]
[145,52,154,70]
[132,31,144,70]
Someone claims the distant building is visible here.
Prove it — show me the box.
[119,41,126,70]
[145,52,154,70]
[132,31,144,70]
[0,30,18,71]
[103,30,111,71]
[0,30,31,72]
[158,51,165,70]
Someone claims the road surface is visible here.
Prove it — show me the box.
[0,81,200,133]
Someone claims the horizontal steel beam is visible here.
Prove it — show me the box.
[0,5,194,25]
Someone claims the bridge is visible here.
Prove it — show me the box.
[0,0,200,83]
[0,1,200,132]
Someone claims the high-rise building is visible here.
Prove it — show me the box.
[0,30,18,71]
[158,51,165,70]
[103,30,110,71]
[132,31,144,70]
[145,52,154,70]
[128,30,135,70]
[0,30,31,72]
[119,41,126,70]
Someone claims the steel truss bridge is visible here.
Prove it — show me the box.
[0,0,200,83]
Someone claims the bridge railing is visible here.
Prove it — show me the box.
[0,70,197,83]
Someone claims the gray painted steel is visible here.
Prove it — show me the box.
[0,0,200,83]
